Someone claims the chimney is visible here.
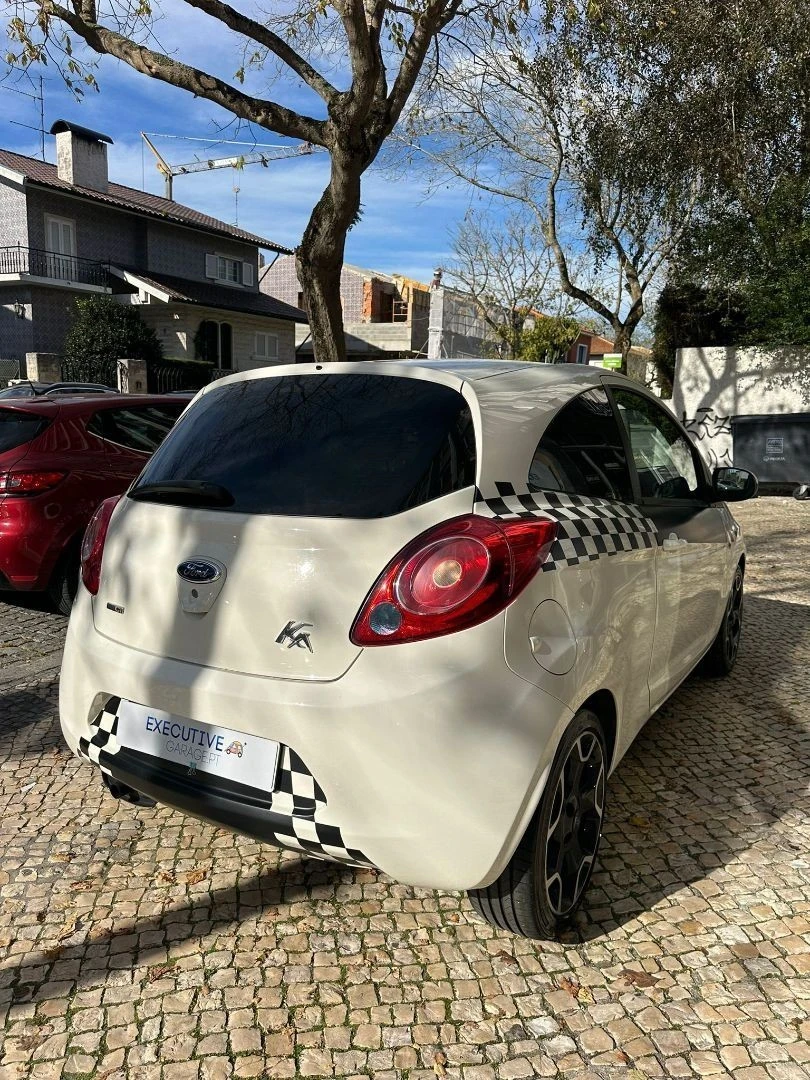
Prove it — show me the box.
[49,120,113,193]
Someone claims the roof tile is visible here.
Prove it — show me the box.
[0,147,291,253]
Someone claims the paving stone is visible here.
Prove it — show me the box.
[0,500,807,1079]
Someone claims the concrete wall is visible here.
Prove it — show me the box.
[428,287,493,359]
[672,345,810,468]
[138,303,296,368]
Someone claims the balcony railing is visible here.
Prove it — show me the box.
[0,245,109,288]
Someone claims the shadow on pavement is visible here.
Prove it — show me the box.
[1,596,807,999]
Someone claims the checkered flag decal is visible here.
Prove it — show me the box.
[475,482,657,571]
[78,700,374,869]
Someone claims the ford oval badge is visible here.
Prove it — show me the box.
[177,559,221,584]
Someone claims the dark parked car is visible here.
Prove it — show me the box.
[0,393,190,612]
[0,381,117,399]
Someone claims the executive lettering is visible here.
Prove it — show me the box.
[146,715,225,752]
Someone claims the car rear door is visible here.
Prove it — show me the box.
[608,385,732,708]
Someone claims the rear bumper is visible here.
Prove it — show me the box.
[0,497,62,591]
[60,588,574,890]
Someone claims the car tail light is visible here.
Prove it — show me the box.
[0,470,66,495]
[351,514,558,646]
[80,495,122,596]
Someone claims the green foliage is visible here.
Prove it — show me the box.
[652,284,749,396]
[63,296,163,367]
[659,177,810,391]
[516,316,580,364]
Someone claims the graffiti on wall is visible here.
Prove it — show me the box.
[683,408,733,468]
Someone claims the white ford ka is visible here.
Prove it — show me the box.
[59,361,757,938]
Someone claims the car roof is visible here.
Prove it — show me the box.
[388,358,606,384]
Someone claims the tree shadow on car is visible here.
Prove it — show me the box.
[570,593,809,942]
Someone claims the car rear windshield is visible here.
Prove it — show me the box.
[0,409,49,455]
[132,374,477,517]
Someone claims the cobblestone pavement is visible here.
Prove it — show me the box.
[0,498,808,1080]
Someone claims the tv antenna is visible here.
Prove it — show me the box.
[140,132,319,201]
[3,76,46,160]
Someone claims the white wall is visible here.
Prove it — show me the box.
[138,303,297,368]
[671,346,809,467]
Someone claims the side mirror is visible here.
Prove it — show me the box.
[712,467,758,502]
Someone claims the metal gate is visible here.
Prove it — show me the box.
[60,357,120,388]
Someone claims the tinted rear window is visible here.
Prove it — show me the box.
[0,409,49,454]
[132,374,476,517]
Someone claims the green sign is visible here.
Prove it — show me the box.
[602,353,622,369]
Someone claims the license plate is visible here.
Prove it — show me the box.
[116,701,279,790]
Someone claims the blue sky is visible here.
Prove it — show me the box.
[0,4,484,284]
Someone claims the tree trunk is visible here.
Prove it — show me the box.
[296,148,363,364]
[613,325,631,375]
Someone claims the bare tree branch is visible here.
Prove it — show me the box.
[183,0,340,105]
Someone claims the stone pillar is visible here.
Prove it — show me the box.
[427,288,444,360]
[117,358,148,394]
[25,352,61,384]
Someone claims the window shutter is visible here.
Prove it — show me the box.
[242,262,254,287]
[205,254,218,279]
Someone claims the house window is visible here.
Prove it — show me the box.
[205,254,254,287]
[197,319,233,368]
[576,343,588,364]
[218,256,241,284]
[254,332,279,361]
[44,215,76,280]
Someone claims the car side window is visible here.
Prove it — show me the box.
[528,387,633,501]
[89,405,183,454]
[613,389,700,500]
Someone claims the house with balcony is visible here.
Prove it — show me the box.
[0,120,306,378]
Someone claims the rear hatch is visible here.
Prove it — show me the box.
[0,405,54,478]
[93,369,478,681]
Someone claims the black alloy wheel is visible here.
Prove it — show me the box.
[544,729,606,918]
[703,562,744,677]
[468,709,608,939]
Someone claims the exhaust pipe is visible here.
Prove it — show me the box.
[102,773,156,807]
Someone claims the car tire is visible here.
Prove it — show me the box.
[701,562,744,677]
[468,709,607,939]
[48,543,81,616]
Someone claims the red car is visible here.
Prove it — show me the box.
[0,393,189,612]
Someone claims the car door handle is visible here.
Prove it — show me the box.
[662,533,689,552]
